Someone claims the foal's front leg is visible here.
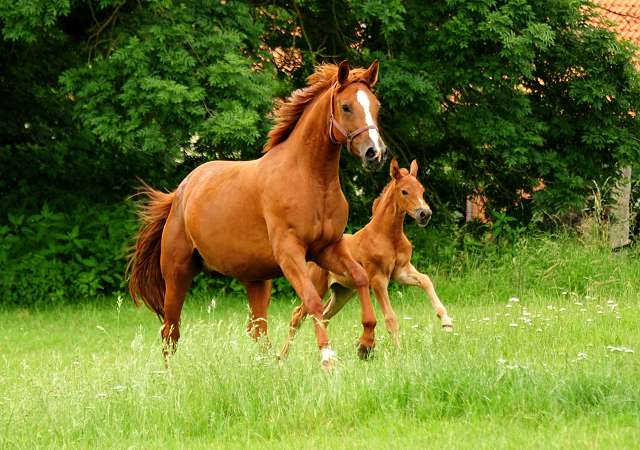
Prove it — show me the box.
[368,274,401,350]
[394,264,453,331]
[315,239,376,360]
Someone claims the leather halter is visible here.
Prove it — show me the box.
[328,81,379,151]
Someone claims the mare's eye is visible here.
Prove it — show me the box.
[341,104,350,113]
[401,190,408,196]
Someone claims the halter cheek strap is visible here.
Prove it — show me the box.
[329,82,378,151]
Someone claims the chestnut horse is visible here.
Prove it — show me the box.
[127,60,387,368]
[280,159,453,359]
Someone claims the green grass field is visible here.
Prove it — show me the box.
[1,234,639,449]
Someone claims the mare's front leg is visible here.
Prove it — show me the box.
[315,239,376,360]
[272,239,336,368]
[241,280,272,350]
[280,263,329,360]
[394,264,453,331]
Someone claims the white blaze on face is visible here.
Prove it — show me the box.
[419,199,424,205]
[356,90,382,152]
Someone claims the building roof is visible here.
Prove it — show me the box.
[596,0,640,42]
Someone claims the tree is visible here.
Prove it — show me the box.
[60,0,279,168]
[357,0,640,222]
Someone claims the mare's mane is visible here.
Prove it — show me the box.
[371,168,410,216]
[263,64,371,152]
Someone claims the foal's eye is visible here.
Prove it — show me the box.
[401,190,408,196]
[341,104,350,113]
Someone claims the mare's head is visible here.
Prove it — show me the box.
[331,60,387,171]
[389,158,431,226]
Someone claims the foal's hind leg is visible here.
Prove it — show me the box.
[242,280,272,350]
[394,264,453,331]
[322,283,357,322]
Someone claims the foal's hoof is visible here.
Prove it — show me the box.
[442,324,454,332]
[356,343,375,361]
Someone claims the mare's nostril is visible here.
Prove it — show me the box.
[365,147,376,160]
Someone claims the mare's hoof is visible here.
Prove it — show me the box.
[442,324,454,332]
[319,347,339,372]
[356,343,375,361]
[321,358,339,372]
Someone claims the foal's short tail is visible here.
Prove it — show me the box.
[126,185,175,321]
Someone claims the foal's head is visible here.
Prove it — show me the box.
[331,60,387,171]
[390,158,432,226]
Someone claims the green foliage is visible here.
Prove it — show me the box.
[0,0,72,42]
[490,210,526,242]
[60,0,279,162]
[353,0,640,220]
[0,203,137,305]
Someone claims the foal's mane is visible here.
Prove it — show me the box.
[371,168,410,216]
[263,64,371,152]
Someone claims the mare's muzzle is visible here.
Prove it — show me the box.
[359,139,387,171]
[414,207,432,227]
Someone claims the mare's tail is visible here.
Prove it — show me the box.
[126,185,175,321]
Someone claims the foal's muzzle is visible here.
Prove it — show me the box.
[414,207,432,227]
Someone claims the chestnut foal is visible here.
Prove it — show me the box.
[280,159,452,358]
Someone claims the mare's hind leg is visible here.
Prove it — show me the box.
[394,264,453,331]
[160,230,200,361]
[280,263,329,359]
[242,280,272,349]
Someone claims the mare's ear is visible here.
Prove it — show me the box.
[390,158,402,181]
[410,159,418,177]
[363,59,379,87]
[337,60,350,85]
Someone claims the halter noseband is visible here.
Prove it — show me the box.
[328,81,379,151]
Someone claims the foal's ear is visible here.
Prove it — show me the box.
[337,60,350,85]
[363,59,379,87]
[390,158,402,181]
[410,159,418,177]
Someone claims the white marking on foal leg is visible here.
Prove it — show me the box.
[356,90,382,157]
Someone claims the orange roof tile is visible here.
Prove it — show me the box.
[595,0,640,43]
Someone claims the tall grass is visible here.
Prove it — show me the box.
[0,231,638,449]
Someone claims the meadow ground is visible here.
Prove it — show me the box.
[1,233,639,449]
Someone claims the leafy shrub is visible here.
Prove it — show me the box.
[0,203,137,306]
